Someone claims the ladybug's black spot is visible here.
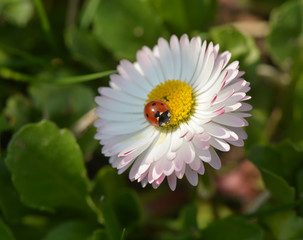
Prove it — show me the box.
[154,111,160,118]
[152,102,157,106]
[146,113,149,118]
[161,103,164,105]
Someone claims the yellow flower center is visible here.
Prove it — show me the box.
[146,80,195,129]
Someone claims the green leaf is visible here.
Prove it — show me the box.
[5,121,91,214]
[29,84,95,127]
[248,141,303,203]
[91,166,125,204]
[65,27,112,71]
[209,25,260,68]
[179,204,198,233]
[89,229,109,240]
[4,94,33,130]
[0,218,15,240]
[259,167,295,204]
[152,0,216,34]
[0,0,34,27]
[80,0,101,29]
[249,141,303,180]
[0,157,29,224]
[93,0,165,60]
[203,216,263,240]
[267,0,303,70]
[261,211,303,240]
[91,167,124,238]
[113,190,143,229]
[100,196,123,240]
[42,221,95,240]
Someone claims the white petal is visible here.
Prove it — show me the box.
[227,138,244,147]
[208,147,222,169]
[212,113,248,127]
[185,166,198,186]
[110,74,147,99]
[209,137,230,152]
[202,122,231,139]
[100,119,147,135]
[189,40,207,85]
[167,174,177,191]
[237,103,253,111]
[95,96,142,113]
[179,34,191,82]
[137,46,164,86]
[228,126,248,140]
[189,156,202,171]
[99,87,144,104]
[197,162,205,175]
[95,106,143,122]
[152,174,165,189]
[157,37,174,80]
[118,60,152,91]
[170,35,181,79]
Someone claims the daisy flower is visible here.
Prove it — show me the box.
[94,34,251,190]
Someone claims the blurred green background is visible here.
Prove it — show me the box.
[0,0,303,239]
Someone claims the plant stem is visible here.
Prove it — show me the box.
[33,0,57,52]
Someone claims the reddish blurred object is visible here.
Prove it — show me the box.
[217,160,262,204]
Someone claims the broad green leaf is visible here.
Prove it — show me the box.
[65,28,112,71]
[0,218,15,240]
[113,189,143,229]
[259,167,295,204]
[203,216,263,240]
[0,157,29,224]
[42,221,95,240]
[209,25,260,68]
[100,196,123,240]
[249,141,303,180]
[93,0,165,60]
[5,121,91,214]
[29,84,95,127]
[262,211,303,240]
[92,167,140,240]
[0,0,34,27]
[267,0,303,70]
[152,0,216,34]
[248,141,303,203]
[91,166,125,204]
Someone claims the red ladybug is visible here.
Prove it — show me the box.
[144,100,171,127]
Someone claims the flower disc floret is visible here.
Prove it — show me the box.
[146,80,194,128]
